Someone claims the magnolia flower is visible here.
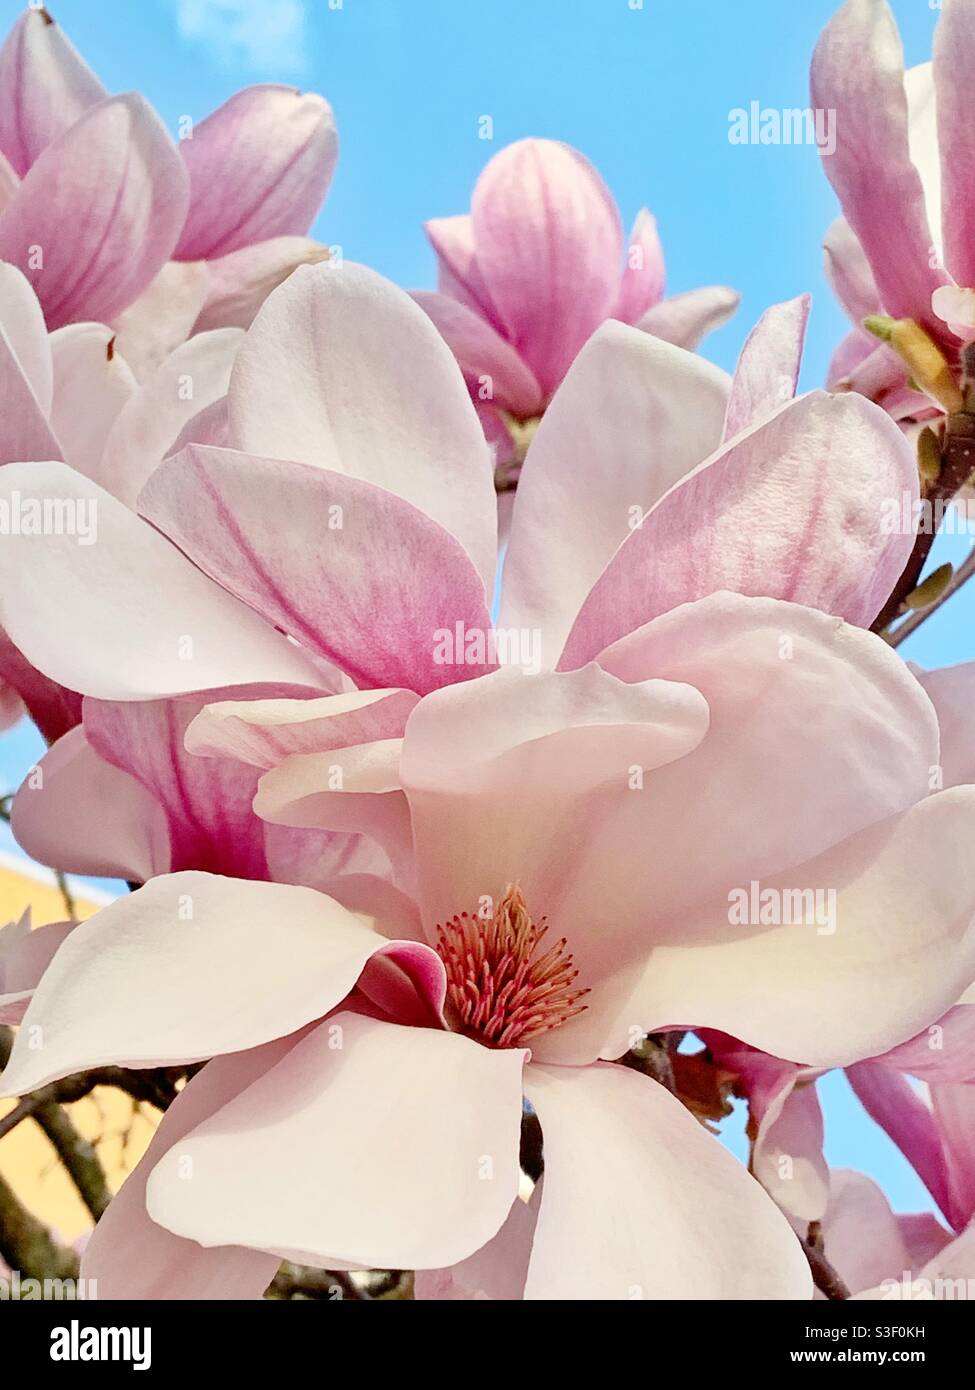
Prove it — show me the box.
[812,0,975,419]
[10,623,975,1300]
[414,137,739,468]
[0,264,922,879]
[0,6,337,361]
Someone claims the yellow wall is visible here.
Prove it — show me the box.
[0,864,156,1245]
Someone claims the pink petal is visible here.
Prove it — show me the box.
[722,294,810,440]
[935,2,975,286]
[0,94,190,328]
[0,461,323,699]
[523,1062,811,1299]
[47,323,138,479]
[827,327,879,388]
[139,444,497,693]
[0,261,52,411]
[0,313,61,464]
[110,260,210,380]
[228,261,496,589]
[146,1012,525,1270]
[0,149,16,208]
[0,676,24,731]
[821,1169,911,1295]
[932,284,975,342]
[168,396,230,454]
[186,688,418,770]
[82,1041,290,1300]
[255,739,415,889]
[810,0,948,333]
[0,916,73,999]
[193,235,330,333]
[0,918,74,1026]
[917,662,975,788]
[175,85,337,261]
[824,216,882,325]
[500,320,729,667]
[623,787,975,1069]
[0,8,106,175]
[11,724,169,881]
[0,627,81,742]
[471,139,623,397]
[931,1081,975,1230]
[635,285,740,349]
[846,1062,953,1222]
[0,873,444,1095]
[424,213,503,328]
[96,328,243,507]
[411,290,543,418]
[83,693,276,880]
[415,1188,540,1300]
[559,391,918,668]
[877,1003,975,1082]
[614,208,666,323]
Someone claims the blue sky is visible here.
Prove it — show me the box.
[0,0,965,1219]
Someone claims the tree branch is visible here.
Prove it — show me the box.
[803,1221,850,1301]
[31,1102,110,1222]
[0,1169,80,1282]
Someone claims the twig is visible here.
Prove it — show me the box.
[0,1064,192,1147]
[31,1102,110,1221]
[803,1221,850,1301]
[0,1169,80,1282]
[886,545,975,648]
[872,415,975,634]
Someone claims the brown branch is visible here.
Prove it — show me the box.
[0,1063,194,1146]
[803,1221,850,1301]
[31,1102,110,1221]
[872,414,975,633]
[0,1169,80,1282]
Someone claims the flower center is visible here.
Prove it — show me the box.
[434,884,589,1048]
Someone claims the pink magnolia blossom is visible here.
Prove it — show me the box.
[0,267,920,880]
[0,266,917,889]
[415,137,739,468]
[10,630,975,1299]
[812,0,975,422]
[0,7,337,346]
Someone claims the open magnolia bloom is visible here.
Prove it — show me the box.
[414,136,739,470]
[8,634,975,1300]
[0,6,337,359]
[0,262,924,882]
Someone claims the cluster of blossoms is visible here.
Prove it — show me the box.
[2,0,975,1303]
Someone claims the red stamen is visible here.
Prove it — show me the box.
[435,885,589,1048]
